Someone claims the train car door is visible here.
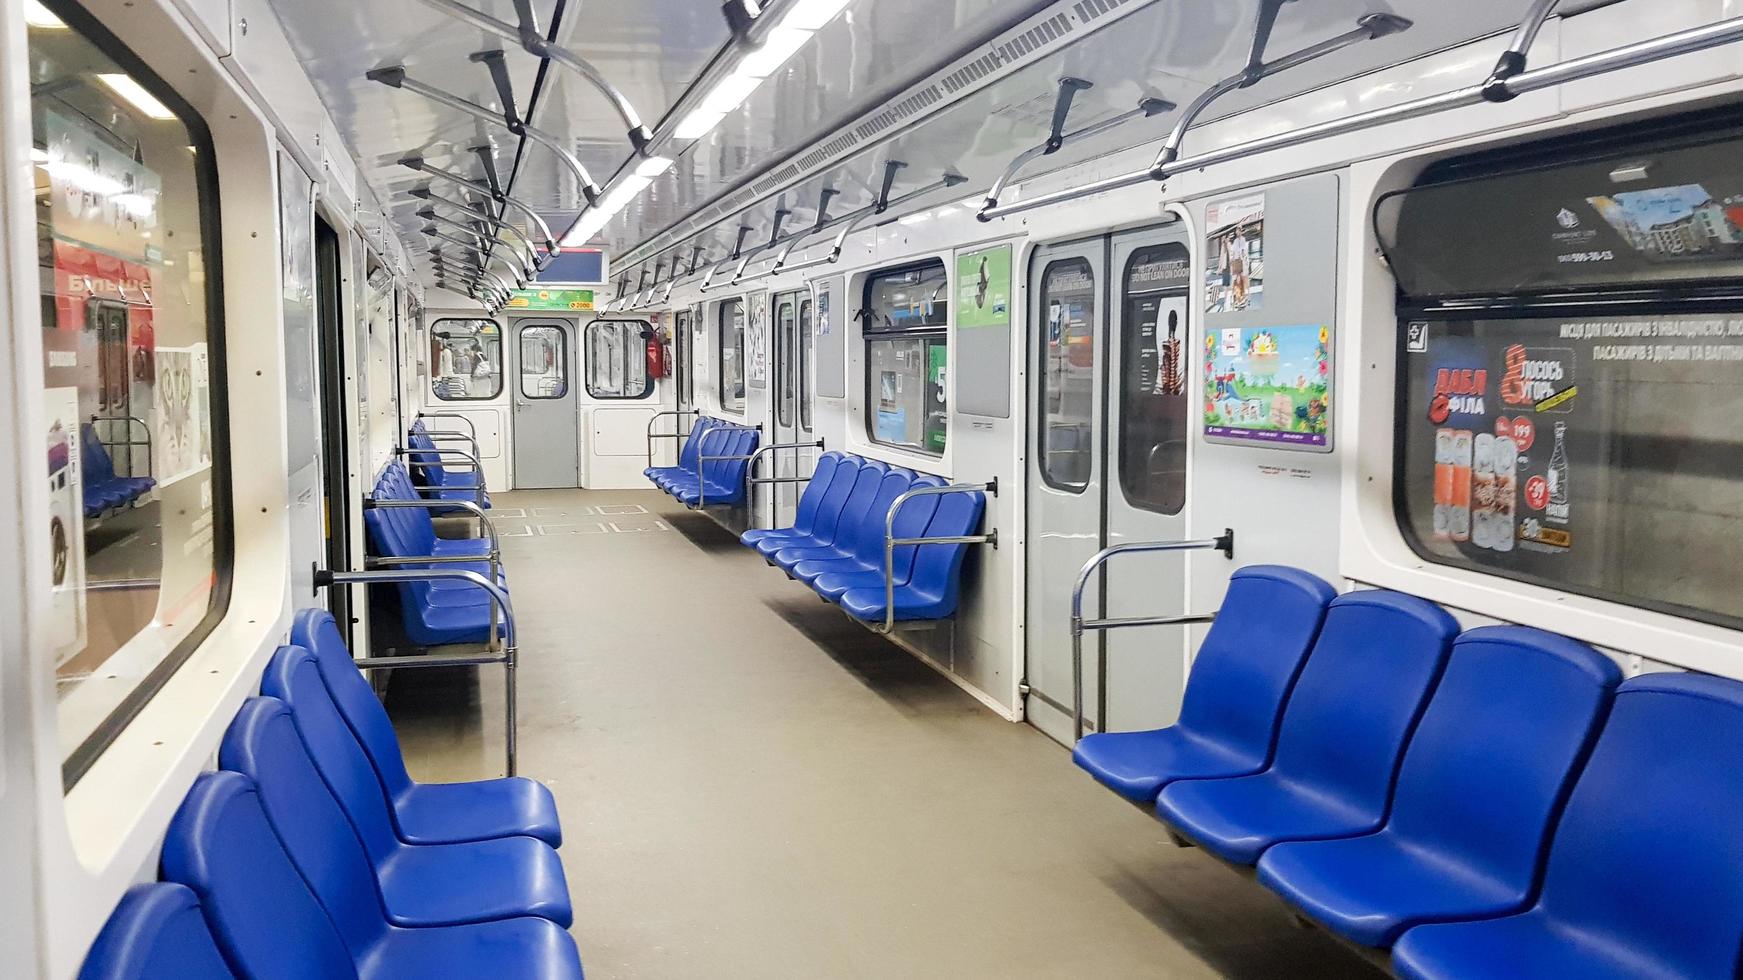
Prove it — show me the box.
[770,289,803,524]
[510,318,580,488]
[674,307,694,415]
[1024,237,1107,743]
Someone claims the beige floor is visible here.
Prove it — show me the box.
[387,488,1385,980]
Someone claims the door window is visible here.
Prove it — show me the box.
[776,296,797,427]
[1037,258,1097,490]
[519,325,568,398]
[431,318,502,400]
[799,298,814,431]
[1118,244,1192,514]
[864,260,949,454]
[675,310,693,407]
[719,299,746,414]
[584,320,652,399]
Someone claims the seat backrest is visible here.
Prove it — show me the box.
[217,695,388,962]
[1174,566,1338,763]
[883,474,945,583]
[257,646,404,865]
[786,453,844,535]
[719,428,761,493]
[815,458,889,549]
[160,771,361,980]
[847,469,919,565]
[676,416,712,470]
[1266,590,1457,817]
[690,425,736,482]
[82,423,117,483]
[703,427,756,490]
[291,608,414,800]
[905,486,986,608]
[800,454,864,543]
[79,883,234,980]
[1387,626,1619,888]
[1535,671,1743,978]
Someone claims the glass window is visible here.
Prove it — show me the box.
[675,310,693,408]
[584,319,652,399]
[31,1,232,784]
[799,298,814,432]
[519,325,568,398]
[776,296,796,427]
[864,260,949,454]
[430,318,502,400]
[1037,258,1096,490]
[1118,244,1192,513]
[719,299,746,414]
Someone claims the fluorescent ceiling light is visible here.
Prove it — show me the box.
[95,73,175,120]
[897,211,932,226]
[784,0,854,32]
[673,107,726,141]
[635,155,674,179]
[25,0,66,28]
[700,73,764,117]
[739,26,813,78]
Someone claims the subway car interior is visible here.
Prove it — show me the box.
[7,0,1743,976]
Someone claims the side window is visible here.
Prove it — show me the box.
[31,1,233,783]
[776,297,796,427]
[799,297,814,432]
[431,318,503,400]
[519,325,568,399]
[1037,258,1096,490]
[864,260,949,454]
[674,310,693,407]
[719,299,746,414]
[1118,244,1191,513]
[584,320,652,399]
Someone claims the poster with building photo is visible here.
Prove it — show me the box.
[1205,193,1264,314]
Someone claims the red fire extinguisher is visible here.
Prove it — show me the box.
[643,325,667,379]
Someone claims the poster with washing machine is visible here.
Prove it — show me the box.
[45,386,88,667]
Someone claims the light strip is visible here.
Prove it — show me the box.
[25,0,66,28]
[95,73,175,120]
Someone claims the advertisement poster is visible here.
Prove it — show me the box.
[45,387,88,667]
[154,345,210,484]
[1583,183,1743,264]
[1203,324,1331,449]
[1126,245,1191,397]
[43,109,162,254]
[1205,193,1264,313]
[747,294,768,387]
[956,244,1011,329]
[876,369,905,442]
[926,343,949,454]
[507,288,595,311]
[816,282,832,337]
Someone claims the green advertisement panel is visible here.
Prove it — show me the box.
[507,287,595,312]
[955,244,1011,329]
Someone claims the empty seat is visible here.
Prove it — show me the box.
[669,426,759,507]
[802,472,944,601]
[80,424,154,518]
[376,462,494,561]
[406,420,489,508]
[740,451,845,547]
[1257,626,1620,947]
[1154,590,1457,865]
[1392,671,1743,980]
[769,458,888,566]
[836,482,988,623]
[78,883,232,980]
[221,690,571,929]
[161,770,583,980]
[1072,566,1338,804]
[291,608,560,847]
[644,415,715,489]
[363,473,508,647]
[778,467,917,578]
[753,455,874,559]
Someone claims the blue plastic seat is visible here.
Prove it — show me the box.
[222,688,571,929]
[645,416,715,488]
[78,883,232,980]
[406,422,490,508]
[753,455,871,558]
[361,501,502,602]
[836,483,987,623]
[803,474,944,600]
[1392,671,1743,980]
[1072,566,1338,804]
[1257,626,1620,947]
[80,424,155,518]
[161,770,583,980]
[290,608,560,848]
[657,424,732,493]
[778,468,916,576]
[740,452,844,547]
[770,458,888,566]
[670,427,759,506]
[1153,590,1457,865]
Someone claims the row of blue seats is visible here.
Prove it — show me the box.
[739,452,986,624]
[82,423,155,518]
[80,609,578,979]
[643,415,759,507]
[365,460,507,648]
[1072,565,1743,979]
[407,419,491,512]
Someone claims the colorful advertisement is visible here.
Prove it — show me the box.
[45,387,88,667]
[154,345,210,485]
[1205,193,1264,313]
[956,244,1012,329]
[1203,324,1331,449]
[926,343,949,454]
[507,288,595,311]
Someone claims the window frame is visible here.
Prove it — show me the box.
[42,0,235,790]
[1035,256,1098,494]
[582,319,654,400]
[718,298,746,415]
[518,324,569,400]
[799,296,814,432]
[429,317,504,401]
[1116,243,1192,515]
[861,259,950,456]
[775,293,797,428]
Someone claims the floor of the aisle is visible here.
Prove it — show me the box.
[386,488,1382,980]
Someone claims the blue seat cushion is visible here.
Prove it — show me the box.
[1258,831,1524,947]
[772,544,852,571]
[78,883,231,980]
[374,834,572,929]
[1392,910,1644,980]
[392,779,562,850]
[809,569,886,602]
[789,556,874,587]
[837,583,954,623]
[1155,770,1381,865]
[1072,727,1268,805]
[361,915,584,980]
[405,602,507,646]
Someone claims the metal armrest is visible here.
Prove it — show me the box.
[695,450,765,508]
[743,440,825,527]
[877,481,1000,635]
[646,409,701,469]
[395,446,488,501]
[418,411,478,442]
[426,431,480,457]
[366,497,500,562]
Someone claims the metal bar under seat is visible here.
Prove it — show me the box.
[313,566,519,776]
[90,414,154,479]
[879,481,999,635]
[744,440,824,528]
[1071,529,1234,743]
[646,409,701,470]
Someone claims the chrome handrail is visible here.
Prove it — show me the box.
[365,496,503,652]
[742,440,824,528]
[89,414,154,480]
[878,481,998,635]
[1070,530,1234,743]
[645,408,701,470]
[313,566,519,775]
[395,445,488,498]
